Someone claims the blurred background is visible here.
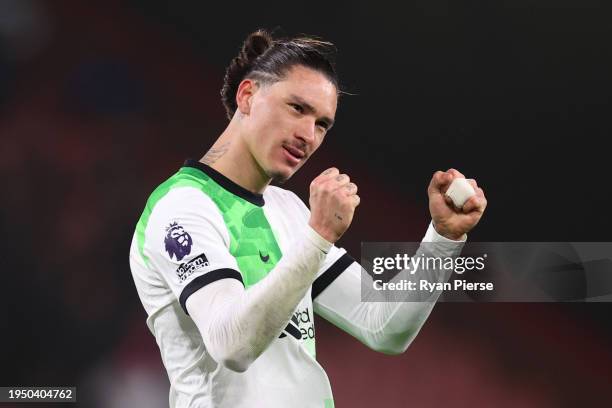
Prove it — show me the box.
[1,0,611,406]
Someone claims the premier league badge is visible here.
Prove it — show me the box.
[164,221,193,261]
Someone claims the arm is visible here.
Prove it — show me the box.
[184,167,359,372]
[313,222,465,355]
[313,168,487,354]
[186,225,330,372]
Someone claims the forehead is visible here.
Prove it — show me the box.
[270,65,338,117]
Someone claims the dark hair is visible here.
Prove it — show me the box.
[220,29,340,120]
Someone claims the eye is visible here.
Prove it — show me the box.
[316,121,328,131]
[290,103,304,113]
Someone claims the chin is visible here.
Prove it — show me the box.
[268,170,291,184]
[266,166,296,184]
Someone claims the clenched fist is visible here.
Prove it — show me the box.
[308,168,360,243]
[428,168,487,240]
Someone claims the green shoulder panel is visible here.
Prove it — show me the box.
[136,166,282,287]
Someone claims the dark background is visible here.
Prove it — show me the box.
[1,0,611,406]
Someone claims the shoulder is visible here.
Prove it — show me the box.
[143,186,228,244]
[156,185,216,207]
[264,185,307,208]
[152,186,220,219]
[263,186,311,228]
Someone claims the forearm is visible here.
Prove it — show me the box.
[316,291,435,354]
[186,226,331,371]
[314,222,464,354]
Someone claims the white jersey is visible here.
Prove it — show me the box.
[129,160,351,407]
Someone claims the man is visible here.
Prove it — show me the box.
[129,29,487,407]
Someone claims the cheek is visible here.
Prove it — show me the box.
[255,116,291,149]
[251,99,283,128]
[314,135,325,150]
[252,107,282,136]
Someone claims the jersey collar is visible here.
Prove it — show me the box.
[183,159,265,207]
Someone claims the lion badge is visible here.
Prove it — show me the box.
[164,222,193,261]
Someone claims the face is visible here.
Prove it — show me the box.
[240,65,338,183]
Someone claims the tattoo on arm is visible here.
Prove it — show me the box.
[202,142,230,165]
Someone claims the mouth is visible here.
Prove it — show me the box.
[282,144,306,166]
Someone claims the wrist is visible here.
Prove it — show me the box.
[304,224,334,254]
[308,220,338,243]
[432,221,464,241]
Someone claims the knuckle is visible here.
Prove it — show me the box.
[447,168,464,177]
[323,167,338,176]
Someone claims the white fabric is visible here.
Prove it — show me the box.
[129,181,465,407]
[185,225,331,372]
[130,185,345,407]
[314,222,464,354]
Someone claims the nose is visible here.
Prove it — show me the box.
[295,117,317,145]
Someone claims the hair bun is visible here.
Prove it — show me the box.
[241,29,274,63]
[221,29,274,120]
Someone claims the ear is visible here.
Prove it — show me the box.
[236,79,258,115]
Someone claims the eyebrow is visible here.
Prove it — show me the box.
[289,94,335,129]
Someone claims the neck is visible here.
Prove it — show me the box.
[201,116,271,194]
